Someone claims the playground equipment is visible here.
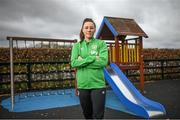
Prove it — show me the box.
[7,36,77,110]
[96,16,166,118]
[96,16,148,92]
[104,63,166,118]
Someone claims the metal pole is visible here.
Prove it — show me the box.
[161,60,164,80]
[9,37,14,110]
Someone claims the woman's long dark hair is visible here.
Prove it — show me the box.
[79,18,96,42]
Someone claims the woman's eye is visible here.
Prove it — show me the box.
[84,26,94,29]
[84,27,88,29]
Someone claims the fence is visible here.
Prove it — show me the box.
[127,59,180,82]
[1,58,180,95]
[5,36,77,110]
[0,61,75,94]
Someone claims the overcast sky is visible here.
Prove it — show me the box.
[0,0,180,48]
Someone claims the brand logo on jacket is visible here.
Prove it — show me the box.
[91,45,97,50]
[90,45,98,55]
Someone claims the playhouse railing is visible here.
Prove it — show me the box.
[106,38,140,64]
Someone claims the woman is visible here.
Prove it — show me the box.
[71,18,108,119]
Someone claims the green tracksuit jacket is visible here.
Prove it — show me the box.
[71,38,108,89]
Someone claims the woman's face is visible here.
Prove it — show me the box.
[82,22,96,40]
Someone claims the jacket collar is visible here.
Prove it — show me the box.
[83,37,95,44]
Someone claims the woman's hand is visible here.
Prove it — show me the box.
[75,88,79,96]
[96,56,100,61]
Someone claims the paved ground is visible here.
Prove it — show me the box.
[0,79,180,119]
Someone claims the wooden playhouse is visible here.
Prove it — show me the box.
[96,16,148,92]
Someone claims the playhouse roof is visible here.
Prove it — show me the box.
[96,16,148,40]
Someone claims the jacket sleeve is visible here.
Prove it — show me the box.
[70,43,96,68]
[86,41,108,69]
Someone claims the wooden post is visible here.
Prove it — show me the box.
[109,43,112,63]
[161,60,164,80]
[139,37,144,93]
[120,36,126,63]
[135,39,137,62]
[27,63,32,90]
[115,36,119,65]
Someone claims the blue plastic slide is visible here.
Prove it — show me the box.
[103,63,166,118]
